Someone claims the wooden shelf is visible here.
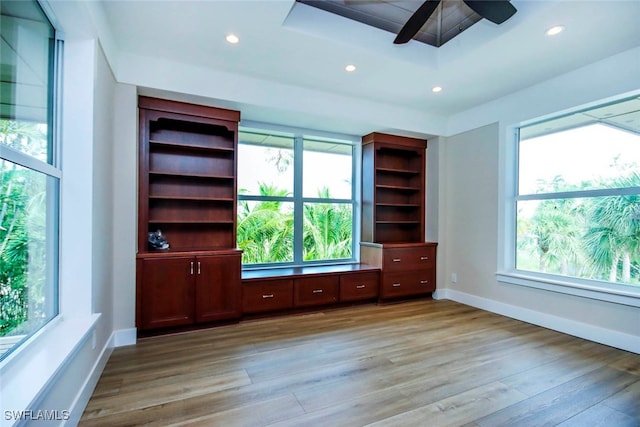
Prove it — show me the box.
[362,132,426,244]
[376,167,421,175]
[376,184,421,191]
[149,139,235,153]
[149,171,234,180]
[376,220,420,225]
[139,96,240,253]
[149,196,234,202]
[376,203,421,208]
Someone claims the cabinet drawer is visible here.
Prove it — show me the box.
[340,272,379,301]
[381,270,435,298]
[243,280,293,314]
[294,276,339,307]
[383,245,435,271]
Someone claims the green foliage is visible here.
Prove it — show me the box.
[1,120,49,337]
[518,170,640,285]
[237,184,353,264]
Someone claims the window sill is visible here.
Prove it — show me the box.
[0,313,100,422]
[496,271,640,308]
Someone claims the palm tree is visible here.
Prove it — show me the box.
[583,171,640,284]
[237,183,293,264]
[303,187,352,261]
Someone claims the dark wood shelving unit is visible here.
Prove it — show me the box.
[361,132,437,301]
[137,97,242,333]
[362,132,426,244]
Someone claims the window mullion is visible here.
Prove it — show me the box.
[293,135,304,264]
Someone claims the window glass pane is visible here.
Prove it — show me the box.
[1,160,58,359]
[303,139,352,199]
[516,192,640,286]
[237,200,293,264]
[519,123,640,195]
[1,1,54,163]
[303,203,353,261]
[238,131,294,196]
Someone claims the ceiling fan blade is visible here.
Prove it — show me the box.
[463,0,516,24]
[394,0,441,45]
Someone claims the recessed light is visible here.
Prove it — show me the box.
[546,25,565,36]
[226,34,239,44]
[345,64,356,72]
[432,86,443,93]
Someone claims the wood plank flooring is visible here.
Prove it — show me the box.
[80,299,640,426]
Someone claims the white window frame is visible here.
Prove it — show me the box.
[238,121,361,269]
[497,98,640,308]
[0,0,63,362]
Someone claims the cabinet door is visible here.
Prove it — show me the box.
[195,253,241,322]
[140,257,194,330]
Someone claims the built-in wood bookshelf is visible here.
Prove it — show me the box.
[138,97,240,252]
[361,132,426,244]
[137,97,242,333]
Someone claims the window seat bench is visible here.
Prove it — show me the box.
[241,264,380,314]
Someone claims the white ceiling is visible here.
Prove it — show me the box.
[94,0,640,136]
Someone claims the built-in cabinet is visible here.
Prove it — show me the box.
[135,100,436,333]
[136,97,242,333]
[138,251,241,330]
[361,132,437,300]
[242,267,380,314]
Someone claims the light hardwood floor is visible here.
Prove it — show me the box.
[80,299,640,426]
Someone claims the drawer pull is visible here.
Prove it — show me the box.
[190,261,194,275]
[262,294,274,299]
[420,280,429,284]
[420,256,429,261]
[392,283,401,287]
[356,284,366,289]
[312,289,323,294]
[392,258,401,262]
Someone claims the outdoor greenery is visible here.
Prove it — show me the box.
[237,184,352,264]
[1,120,50,337]
[517,169,640,285]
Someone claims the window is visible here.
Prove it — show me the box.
[0,0,60,360]
[237,128,356,267]
[512,97,640,292]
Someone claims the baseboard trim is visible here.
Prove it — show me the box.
[113,328,137,347]
[64,332,114,426]
[436,288,640,354]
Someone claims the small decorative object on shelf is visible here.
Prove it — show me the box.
[148,229,170,250]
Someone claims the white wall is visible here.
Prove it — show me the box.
[111,84,137,341]
[435,117,640,354]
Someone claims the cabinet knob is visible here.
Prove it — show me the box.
[392,283,401,287]
[420,256,429,261]
[262,294,274,299]
[420,280,429,284]
[312,289,323,294]
[392,258,401,263]
[356,284,366,289]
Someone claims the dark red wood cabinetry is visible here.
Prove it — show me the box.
[136,97,242,333]
[361,132,437,300]
[242,265,380,315]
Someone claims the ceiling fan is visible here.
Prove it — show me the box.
[394,0,517,44]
